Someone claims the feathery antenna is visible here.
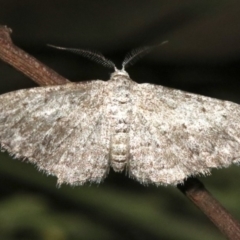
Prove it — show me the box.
[122,41,168,69]
[47,44,116,70]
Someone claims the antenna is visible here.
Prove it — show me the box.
[122,41,168,70]
[47,44,116,70]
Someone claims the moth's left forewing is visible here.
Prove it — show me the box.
[0,81,111,186]
[129,83,240,185]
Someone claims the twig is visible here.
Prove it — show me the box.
[0,25,240,239]
[178,177,240,240]
[0,25,69,86]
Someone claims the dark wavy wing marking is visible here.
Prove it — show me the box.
[0,81,110,185]
[129,83,240,185]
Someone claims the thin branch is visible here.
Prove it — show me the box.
[0,25,69,86]
[178,177,240,240]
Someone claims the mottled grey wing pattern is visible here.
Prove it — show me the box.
[0,81,110,185]
[129,83,240,185]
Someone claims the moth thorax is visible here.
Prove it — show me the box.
[114,86,131,104]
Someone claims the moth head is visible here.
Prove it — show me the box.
[110,68,129,79]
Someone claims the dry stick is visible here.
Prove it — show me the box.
[0,25,69,86]
[0,25,240,239]
[178,178,240,240]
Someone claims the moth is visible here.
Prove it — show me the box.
[0,43,239,186]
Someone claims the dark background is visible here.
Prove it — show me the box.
[0,1,240,239]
